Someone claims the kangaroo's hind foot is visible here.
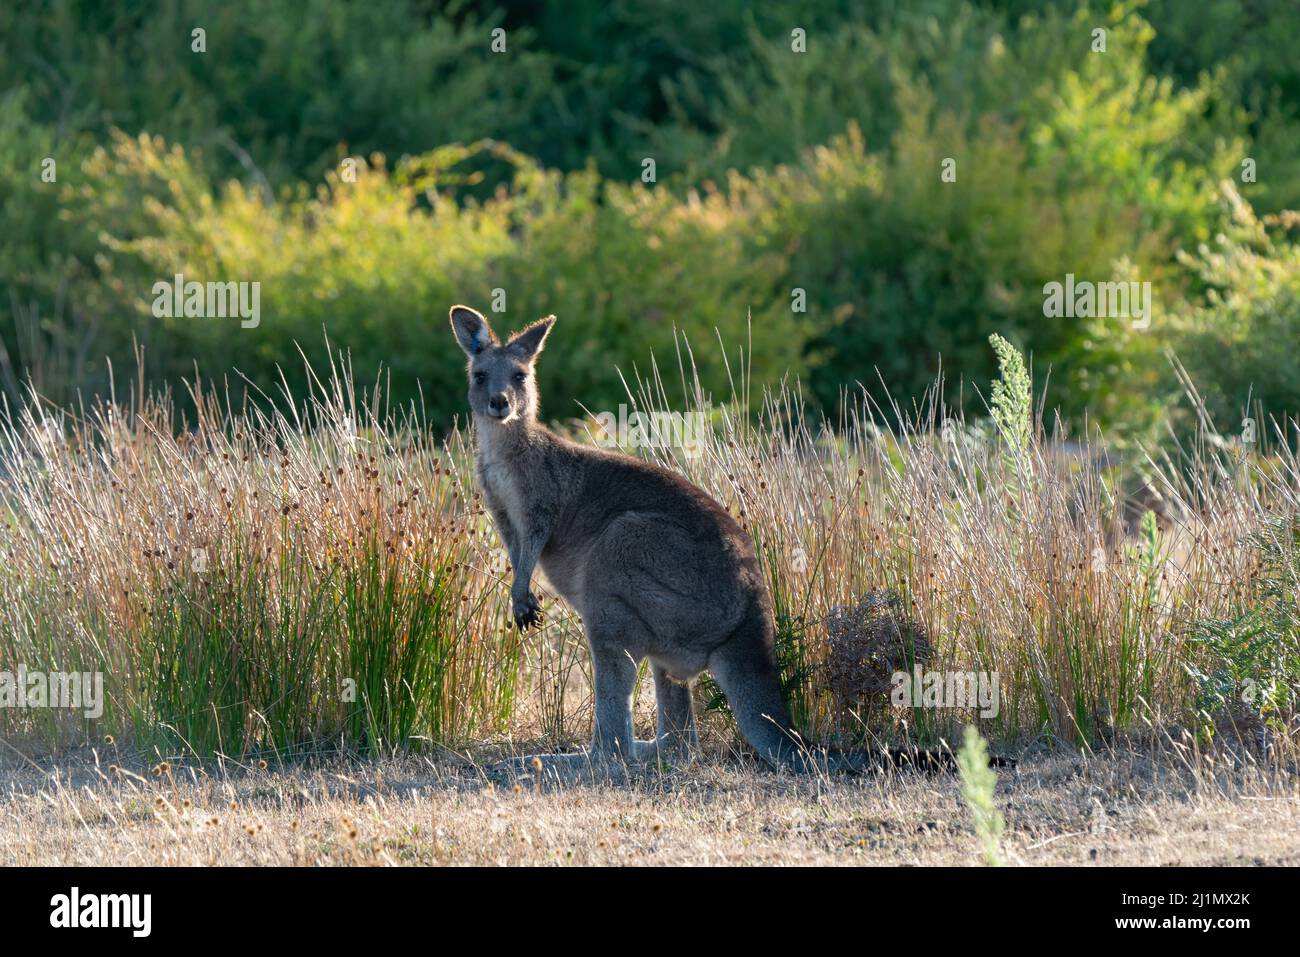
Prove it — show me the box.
[486,742,679,785]
[486,750,612,784]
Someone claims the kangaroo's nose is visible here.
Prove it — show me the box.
[488,393,510,416]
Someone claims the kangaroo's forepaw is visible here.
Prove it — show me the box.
[512,591,543,630]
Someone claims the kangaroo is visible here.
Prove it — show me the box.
[451,305,1005,776]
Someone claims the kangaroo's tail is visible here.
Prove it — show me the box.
[813,745,1016,774]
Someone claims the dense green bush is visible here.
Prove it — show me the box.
[727,14,1232,430]
[65,136,804,429]
[0,0,555,186]
[1173,185,1300,432]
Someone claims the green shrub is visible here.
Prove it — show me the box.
[65,136,806,429]
[0,0,556,187]
[1185,517,1300,741]
[989,333,1032,460]
[2,0,1299,440]
[0,90,101,400]
[1173,184,1300,430]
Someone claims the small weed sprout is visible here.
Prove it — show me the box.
[957,726,1005,866]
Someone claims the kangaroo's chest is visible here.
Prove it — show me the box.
[479,459,527,533]
[477,453,583,605]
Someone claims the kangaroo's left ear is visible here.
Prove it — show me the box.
[507,315,556,361]
[450,304,497,356]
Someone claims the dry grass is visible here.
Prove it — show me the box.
[0,338,1296,766]
[2,745,1296,866]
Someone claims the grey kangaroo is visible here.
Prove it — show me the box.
[451,304,1002,775]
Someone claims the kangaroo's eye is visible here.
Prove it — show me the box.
[473,372,487,385]
[513,372,527,384]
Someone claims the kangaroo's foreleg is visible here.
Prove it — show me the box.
[483,495,519,570]
[506,508,553,630]
[483,496,541,629]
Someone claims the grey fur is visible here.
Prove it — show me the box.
[450,304,805,772]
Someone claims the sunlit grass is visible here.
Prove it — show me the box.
[1,340,1297,759]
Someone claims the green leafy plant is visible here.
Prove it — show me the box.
[957,725,1005,866]
[1185,518,1300,742]
[988,333,1032,464]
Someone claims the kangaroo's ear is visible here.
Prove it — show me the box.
[507,315,556,361]
[450,305,497,356]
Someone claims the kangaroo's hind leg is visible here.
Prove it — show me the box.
[486,639,639,781]
[587,640,639,760]
[485,604,643,779]
[637,663,698,761]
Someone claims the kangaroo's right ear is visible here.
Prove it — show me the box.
[450,305,497,356]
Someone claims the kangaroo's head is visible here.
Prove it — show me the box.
[450,305,555,426]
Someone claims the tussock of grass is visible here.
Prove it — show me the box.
[0,358,520,755]
[619,338,1300,751]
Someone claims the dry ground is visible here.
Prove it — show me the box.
[2,742,1297,866]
